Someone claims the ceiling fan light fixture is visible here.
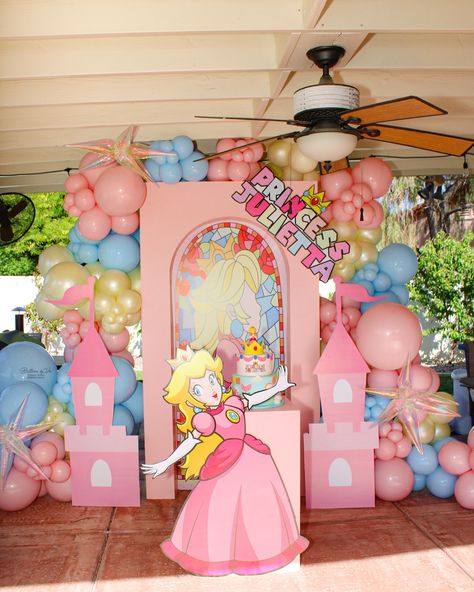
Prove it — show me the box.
[296,130,358,163]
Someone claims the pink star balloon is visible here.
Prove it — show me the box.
[0,396,56,489]
[67,125,175,182]
[366,358,459,453]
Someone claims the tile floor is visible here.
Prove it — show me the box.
[1,489,474,592]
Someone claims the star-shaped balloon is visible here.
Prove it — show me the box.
[366,358,459,453]
[301,186,331,215]
[67,125,176,182]
[0,396,56,489]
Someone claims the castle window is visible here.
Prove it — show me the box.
[328,458,352,487]
[91,459,112,487]
[85,382,102,406]
[333,378,353,403]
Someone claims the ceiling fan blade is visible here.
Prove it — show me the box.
[360,124,474,156]
[342,96,447,125]
[195,115,310,126]
[195,131,298,161]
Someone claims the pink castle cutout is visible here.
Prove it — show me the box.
[50,277,140,507]
[304,278,382,508]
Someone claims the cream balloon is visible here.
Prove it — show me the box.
[354,241,378,270]
[344,240,362,264]
[303,170,320,181]
[38,246,74,277]
[418,418,436,444]
[282,166,303,181]
[118,289,142,314]
[43,262,90,300]
[128,267,141,292]
[428,392,458,424]
[126,311,141,326]
[96,270,131,296]
[356,226,383,245]
[332,260,356,282]
[328,219,358,241]
[267,140,292,167]
[85,261,106,279]
[101,319,125,334]
[51,412,75,437]
[431,421,451,443]
[77,298,90,320]
[35,290,65,321]
[289,145,318,174]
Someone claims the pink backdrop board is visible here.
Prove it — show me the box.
[140,182,321,499]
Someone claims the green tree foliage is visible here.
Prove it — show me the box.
[0,192,74,276]
[410,231,474,352]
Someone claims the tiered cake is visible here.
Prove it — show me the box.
[231,327,282,409]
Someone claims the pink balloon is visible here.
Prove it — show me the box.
[395,436,412,458]
[28,465,52,481]
[320,206,334,224]
[0,469,41,511]
[468,427,474,449]
[64,193,75,208]
[391,421,403,432]
[50,460,71,483]
[79,150,116,187]
[412,353,422,365]
[100,326,130,353]
[342,295,360,309]
[32,432,65,460]
[351,182,373,203]
[364,200,384,229]
[64,347,75,362]
[13,455,29,472]
[321,325,333,343]
[231,150,244,163]
[78,206,112,240]
[470,449,474,472]
[375,437,396,460]
[368,368,399,389]
[207,157,230,181]
[64,173,89,194]
[351,157,393,198]
[65,322,79,334]
[64,333,81,348]
[74,188,96,212]
[353,202,375,228]
[332,200,353,222]
[343,202,355,215]
[439,441,471,475]
[215,138,236,161]
[31,441,57,466]
[355,303,422,370]
[428,368,441,393]
[227,160,250,181]
[379,422,391,438]
[454,470,474,509]
[320,299,336,324]
[64,309,83,324]
[320,169,353,200]
[409,364,433,391]
[340,190,354,203]
[247,162,262,179]
[387,430,403,443]
[94,167,146,216]
[113,349,135,366]
[344,307,361,329]
[111,212,140,235]
[38,481,48,497]
[68,205,82,218]
[79,320,91,338]
[352,194,363,208]
[374,458,414,501]
[45,475,72,502]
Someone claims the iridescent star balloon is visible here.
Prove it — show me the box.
[0,396,56,489]
[366,358,459,453]
[67,125,176,182]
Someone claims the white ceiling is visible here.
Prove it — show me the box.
[1,0,474,194]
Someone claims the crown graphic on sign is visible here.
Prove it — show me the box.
[167,343,196,370]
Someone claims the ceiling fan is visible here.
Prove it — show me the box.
[196,45,474,168]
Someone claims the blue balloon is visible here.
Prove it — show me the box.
[364,408,371,420]
[172,135,194,160]
[433,436,456,453]
[364,262,379,274]
[158,140,174,153]
[390,284,410,305]
[165,153,180,165]
[366,395,376,408]
[113,404,135,435]
[77,244,99,264]
[373,272,392,292]
[181,151,208,181]
[377,243,418,284]
[364,268,378,282]
[426,466,457,498]
[412,472,427,492]
[161,162,183,184]
[0,381,48,425]
[122,382,144,423]
[98,234,140,272]
[0,342,57,394]
[407,444,438,475]
[112,356,137,404]
[370,404,384,419]
[53,363,72,404]
[144,158,162,180]
[361,290,399,313]
[351,279,374,296]
[132,228,140,243]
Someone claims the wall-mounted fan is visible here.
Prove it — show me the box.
[196,45,474,165]
[0,193,36,246]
